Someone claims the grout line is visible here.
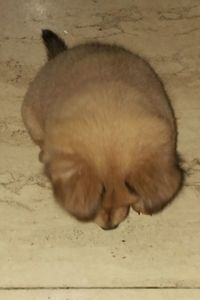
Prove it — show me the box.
[1,287,200,290]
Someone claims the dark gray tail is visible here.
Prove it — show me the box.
[42,29,67,60]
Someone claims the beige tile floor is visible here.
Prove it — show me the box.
[0,0,200,299]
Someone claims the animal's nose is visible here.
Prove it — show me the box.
[101,224,119,231]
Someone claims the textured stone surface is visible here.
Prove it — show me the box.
[2,289,200,300]
[0,0,200,297]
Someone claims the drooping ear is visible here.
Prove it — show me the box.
[129,152,184,215]
[45,153,103,221]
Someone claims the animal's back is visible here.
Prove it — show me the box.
[23,42,174,130]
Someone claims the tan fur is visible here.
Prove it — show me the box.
[22,42,183,230]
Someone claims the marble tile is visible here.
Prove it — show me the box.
[1,289,200,300]
[0,0,200,296]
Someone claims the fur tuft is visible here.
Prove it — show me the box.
[41,29,67,60]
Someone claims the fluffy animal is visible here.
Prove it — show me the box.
[22,29,184,230]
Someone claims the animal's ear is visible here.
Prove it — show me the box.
[128,152,184,215]
[45,153,102,221]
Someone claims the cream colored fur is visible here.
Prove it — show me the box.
[22,42,183,229]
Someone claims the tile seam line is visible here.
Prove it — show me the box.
[1,287,200,290]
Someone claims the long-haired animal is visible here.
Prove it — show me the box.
[22,30,184,230]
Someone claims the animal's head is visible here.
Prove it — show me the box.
[45,148,184,230]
